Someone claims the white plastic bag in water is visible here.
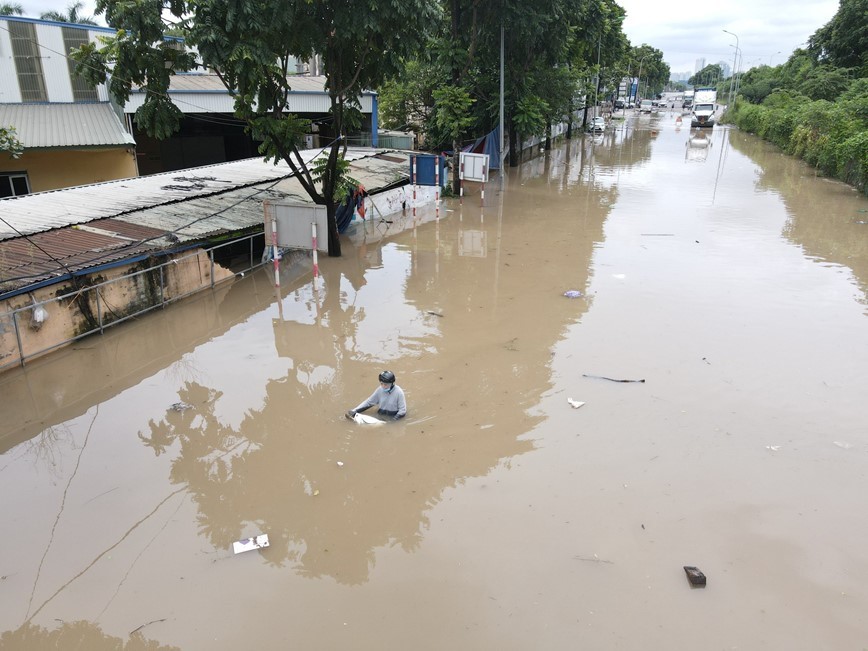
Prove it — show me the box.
[351,413,384,426]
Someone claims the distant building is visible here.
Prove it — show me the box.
[0,16,377,195]
[695,58,706,73]
[717,61,732,78]
[0,17,137,196]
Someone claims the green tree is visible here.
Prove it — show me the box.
[628,44,668,101]
[40,1,97,24]
[808,0,868,74]
[798,65,854,101]
[689,63,723,87]
[378,58,439,136]
[433,84,476,170]
[0,3,24,14]
[74,0,437,257]
[1,126,23,159]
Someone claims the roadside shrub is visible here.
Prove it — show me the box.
[731,79,868,195]
[736,103,765,134]
[837,131,868,190]
[764,108,798,150]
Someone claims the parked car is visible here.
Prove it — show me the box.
[587,117,606,132]
[614,99,625,110]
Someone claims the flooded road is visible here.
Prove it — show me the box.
[2,110,868,650]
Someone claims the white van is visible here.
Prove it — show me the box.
[639,99,653,113]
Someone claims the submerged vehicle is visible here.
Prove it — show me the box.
[639,99,653,113]
[690,87,717,128]
[588,116,606,132]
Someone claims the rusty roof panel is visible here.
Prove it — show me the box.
[0,228,156,291]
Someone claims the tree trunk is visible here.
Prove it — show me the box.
[450,0,462,193]
[326,200,341,257]
[508,120,519,167]
[452,137,460,194]
[325,97,342,257]
[545,122,551,150]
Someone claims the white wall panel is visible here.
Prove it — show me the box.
[0,22,22,103]
[123,92,237,114]
[35,23,74,102]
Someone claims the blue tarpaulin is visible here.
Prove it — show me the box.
[462,125,502,170]
[336,186,367,233]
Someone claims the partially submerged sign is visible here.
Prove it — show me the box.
[459,152,489,183]
[265,201,329,253]
[409,154,446,187]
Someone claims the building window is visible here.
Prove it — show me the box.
[9,21,48,102]
[0,173,31,198]
[62,27,99,102]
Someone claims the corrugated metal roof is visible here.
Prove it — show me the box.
[0,228,157,290]
[0,103,136,148]
[0,148,412,294]
[0,149,383,241]
[162,73,338,94]
[123,74,373,114]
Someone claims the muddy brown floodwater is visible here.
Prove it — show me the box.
[2,110,868,650]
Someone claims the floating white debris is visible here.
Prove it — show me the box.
[833,441,853,450]
[337,461,344,467]
[567,398,586,409]
[352,413,385,425]
[233,534,269,555]
[765,445,781,452]
[612,274,626,279]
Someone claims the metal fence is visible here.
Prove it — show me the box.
[0,232,266,371]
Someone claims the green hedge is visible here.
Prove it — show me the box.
[727,88,868,194]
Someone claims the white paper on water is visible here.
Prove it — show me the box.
[233,534,270,554]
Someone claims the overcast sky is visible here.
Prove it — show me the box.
[618,0,840,73]
[16,0,841,75]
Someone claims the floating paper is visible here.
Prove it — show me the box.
[233,534,269,555]
[352,413,385,425]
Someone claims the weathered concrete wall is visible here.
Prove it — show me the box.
[0,249,234,369]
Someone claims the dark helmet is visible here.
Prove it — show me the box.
[379,370,396,384]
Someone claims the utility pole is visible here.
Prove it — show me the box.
[723,29,739,108]
[499,20,504,185]
[636,54,649,103]
[594,33,601,117]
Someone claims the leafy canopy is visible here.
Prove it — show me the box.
[75,0,438,256]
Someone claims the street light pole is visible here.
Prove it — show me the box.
[594,32,601,116]
[734,50,744,99]
[769,50,781,66]
[636,54,649,104]
[723,29,739,108]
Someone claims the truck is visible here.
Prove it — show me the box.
[690,87,717,128]
[682,89,694,109]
